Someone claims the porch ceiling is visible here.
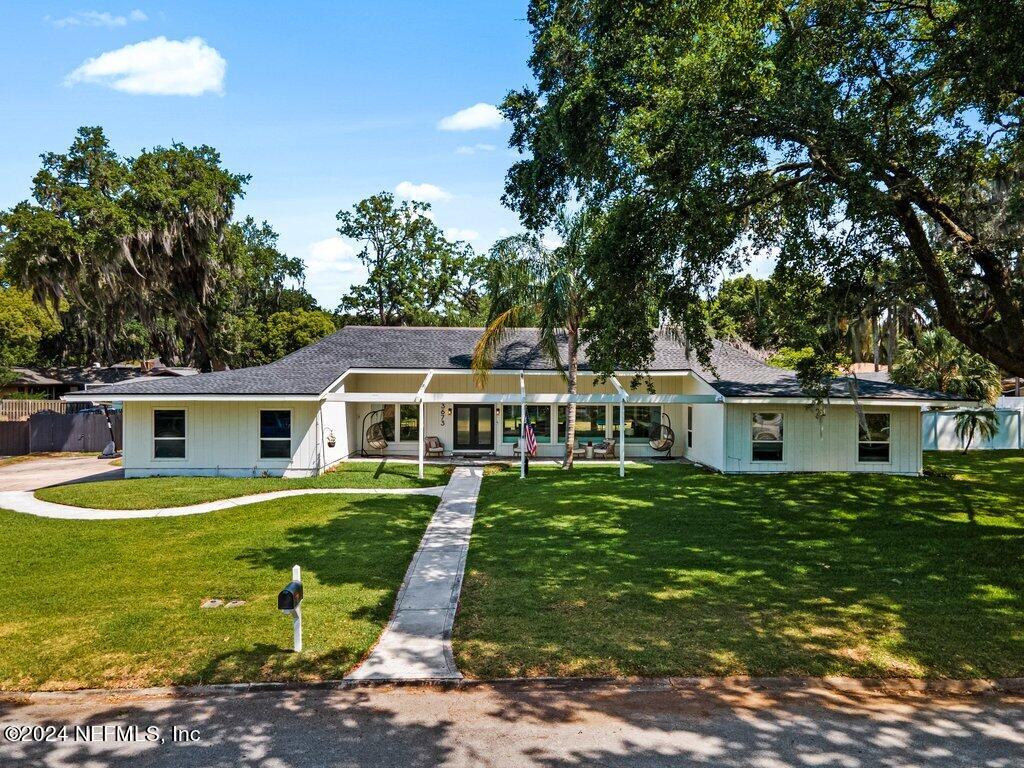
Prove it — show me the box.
[323,391,722,404]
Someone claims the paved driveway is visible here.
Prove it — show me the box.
[0,455,123,492]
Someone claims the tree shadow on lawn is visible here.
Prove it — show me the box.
[188,495,440,682]
[456,464,1024,679]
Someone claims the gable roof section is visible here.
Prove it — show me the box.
[73,326,968,402]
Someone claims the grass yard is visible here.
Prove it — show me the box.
[35,460,451,509]
[454,451,1024,679]
[0,493,436,690]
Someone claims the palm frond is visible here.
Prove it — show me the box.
[472,305,528,387]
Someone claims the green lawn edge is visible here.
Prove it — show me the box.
[35,460,452,509]
[0,492,438,691]
[453,451,1024,680]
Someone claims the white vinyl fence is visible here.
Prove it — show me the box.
[922,398,1024,451]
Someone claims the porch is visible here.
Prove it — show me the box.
[324,369,723,479]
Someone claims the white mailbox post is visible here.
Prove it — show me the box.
[277,564,303,652]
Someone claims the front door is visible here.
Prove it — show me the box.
[453,405,494,451]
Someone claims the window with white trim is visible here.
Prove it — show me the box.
[399,404,419,441]
[613,406,662,443]
[751,412,783,461]
[153,409,186,458]
[858,413,891,462]
[687,406,694,448]
[260,410,292,459]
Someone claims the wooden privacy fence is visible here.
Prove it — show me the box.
[0,399,88,421]
[28,411,123,454]
[0,421,30,456]
[0,411,122,456]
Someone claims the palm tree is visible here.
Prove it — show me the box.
[890,328,1002,404]
[955,408,1000,453]
[472,210,597,468]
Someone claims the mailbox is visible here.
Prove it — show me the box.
[278,580,303,611]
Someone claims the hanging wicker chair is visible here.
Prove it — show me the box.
[361,408,390,456]
[366,420,389,450]
[648,413,676,455]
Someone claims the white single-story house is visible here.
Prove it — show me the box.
[66,326,970,479]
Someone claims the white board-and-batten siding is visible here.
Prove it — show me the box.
[723,403,922,475]
[122,400,325,478]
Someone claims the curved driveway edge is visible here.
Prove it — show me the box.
[0,486,446,520]
[347,465,483,681]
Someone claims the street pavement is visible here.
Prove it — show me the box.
[2,680,1021,767]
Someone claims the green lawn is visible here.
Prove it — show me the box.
[0,493,436,690]
[35,460,451,509]
[454,451,1024,679]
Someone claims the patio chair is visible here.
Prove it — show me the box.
[592,440,616,460]
[424,435,445,458]
[572,442,588,460]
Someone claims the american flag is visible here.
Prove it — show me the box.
[524,423,538,456]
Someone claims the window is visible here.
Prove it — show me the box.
[558,405,606,442]
[858,413,891,462]
[153,409,186,459]
[503,405,551,443]
[400,404,419,441]
[380,404,396,441]
[613,406,662,442]
[687,406,694,448]
[260,410,292,459]
[751,412,783,462]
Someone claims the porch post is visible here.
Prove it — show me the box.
[416,369,434,480]
[520,370,526,479]
[610,375,628,478]
[619,399,626,477]
[418,400,425,479]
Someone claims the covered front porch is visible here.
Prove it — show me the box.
[324,369,723,479]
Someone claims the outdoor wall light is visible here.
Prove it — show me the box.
[446,406,453,416]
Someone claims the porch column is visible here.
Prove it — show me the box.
[520,370,526,479]
[416,370,434,480]
[610,375,628,478]
[619,399,626,477]
[418,400,425,479]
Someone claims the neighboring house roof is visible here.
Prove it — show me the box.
[11,363,199,389]
[75,326,968,402]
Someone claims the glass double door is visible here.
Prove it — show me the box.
[453,404,494,451]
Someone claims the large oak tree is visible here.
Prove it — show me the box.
[504,0,1024,378]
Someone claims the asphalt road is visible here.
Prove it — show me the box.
[2,680,1022,767]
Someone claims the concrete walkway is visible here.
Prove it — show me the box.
[0,485,446,520]
[348,465,483,681]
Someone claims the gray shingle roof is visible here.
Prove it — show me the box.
[78,326,967,401]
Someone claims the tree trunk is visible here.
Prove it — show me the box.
[887,307,898,366]
[892,198,1024,376]
[563,326,578,469]
[871,315,881,371]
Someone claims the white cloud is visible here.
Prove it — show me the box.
[438,103,505,131]
[65,36,226,96]
[49,9,148,27]
[455,143,496,155]
[445,227,480,242]
[394,181,452,203]
[305,236,359,274]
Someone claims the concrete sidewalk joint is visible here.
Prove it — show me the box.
[347,465,483,681]
[0,485,446,520]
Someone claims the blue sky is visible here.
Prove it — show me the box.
[0,2,535,307]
